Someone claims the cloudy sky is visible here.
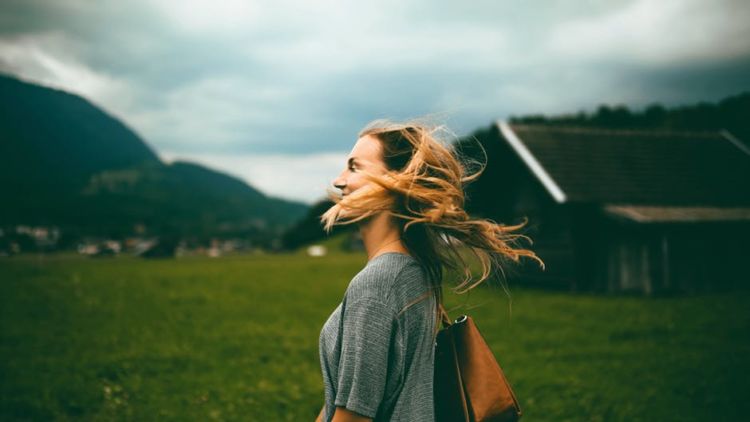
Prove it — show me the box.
[1,0,749,204]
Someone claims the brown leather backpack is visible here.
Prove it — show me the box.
[434,304,522,422]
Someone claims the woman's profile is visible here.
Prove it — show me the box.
[315,119,544,422]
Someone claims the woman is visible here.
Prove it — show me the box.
[316,119,544,422]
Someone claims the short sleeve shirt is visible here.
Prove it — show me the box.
[319,252,437,421]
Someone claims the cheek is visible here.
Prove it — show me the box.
[348,175,363,188]
[348,174,369,190]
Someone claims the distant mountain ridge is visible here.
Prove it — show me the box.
[0,73,308,240]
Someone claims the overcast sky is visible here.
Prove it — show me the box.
[1,0,749,204]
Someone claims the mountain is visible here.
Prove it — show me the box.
[0,74,308,240]
[0,74,161,197]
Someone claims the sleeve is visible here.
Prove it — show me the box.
[334,296,397,418]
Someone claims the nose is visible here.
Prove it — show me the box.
[333,172,346,191]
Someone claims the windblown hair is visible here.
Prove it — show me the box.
[320,118,545,324]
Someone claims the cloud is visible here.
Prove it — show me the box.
[0,31,142,119]
[1,0,749,203]
[547,0,750,65]
[153,0,262,35]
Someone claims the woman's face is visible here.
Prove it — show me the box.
[332,134,387,197]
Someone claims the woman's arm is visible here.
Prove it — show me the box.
[331,406,372,422]
[316,405,325,422]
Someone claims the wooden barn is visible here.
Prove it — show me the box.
[486,122,750,296]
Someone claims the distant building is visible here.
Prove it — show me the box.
[488,122,750,296]
[307,245,328,257]
[77,238,121,257]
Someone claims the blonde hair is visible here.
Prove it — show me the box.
[321,118,545,325]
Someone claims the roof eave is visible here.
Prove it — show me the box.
[496,120,568,204]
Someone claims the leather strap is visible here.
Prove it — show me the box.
[447,317,471,421]
[439,303,452,328]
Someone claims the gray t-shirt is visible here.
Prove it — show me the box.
[319,252,437,421]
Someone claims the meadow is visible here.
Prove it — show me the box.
[1,249,748,421]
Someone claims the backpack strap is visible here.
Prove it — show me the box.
[439,303,452,329]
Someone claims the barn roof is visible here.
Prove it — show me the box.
[603,205,750,223]
[497,121,750,206]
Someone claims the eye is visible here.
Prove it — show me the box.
[348,164,356,172]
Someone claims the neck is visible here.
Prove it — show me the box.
[359,211,410,260]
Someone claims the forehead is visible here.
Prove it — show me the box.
[348,134,382,162]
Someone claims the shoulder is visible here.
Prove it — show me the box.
[345,253,431,313]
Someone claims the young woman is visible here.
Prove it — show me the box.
[316,119,544,422]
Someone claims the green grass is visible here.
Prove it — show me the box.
[1,251,748,421]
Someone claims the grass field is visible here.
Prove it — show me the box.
[1,250,749,421]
